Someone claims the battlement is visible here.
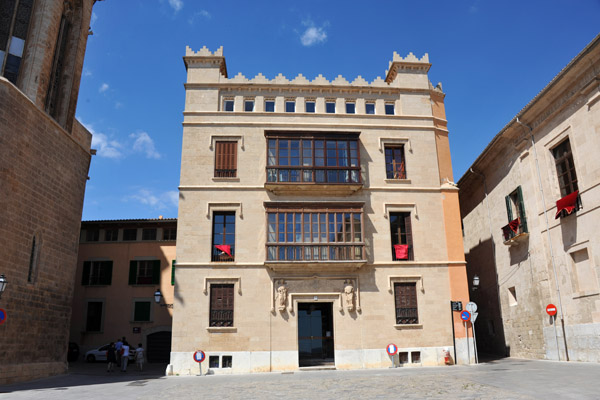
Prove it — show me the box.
[184,46,433,89]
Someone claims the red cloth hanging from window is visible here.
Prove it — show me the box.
[508,218,520,233]
[555,190,579,219]
[215,245,232,257]
[393,244,409,260]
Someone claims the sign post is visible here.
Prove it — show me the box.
[193,350,205,376]
[386,343,398,368]
[546,304,560,361]
[466,302,478,364]
[450,301,462,365]
[460,310,471,364]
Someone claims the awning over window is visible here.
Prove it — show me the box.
[555,190,579,219]
[393,244,409,260]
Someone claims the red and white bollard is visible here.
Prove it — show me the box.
[444,348,451,365]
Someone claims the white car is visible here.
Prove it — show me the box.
[85,344,136,362]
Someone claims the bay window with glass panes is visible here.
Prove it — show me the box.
[266,205,364,262]
[266,133,361,184]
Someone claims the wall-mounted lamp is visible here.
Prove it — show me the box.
[472,275,480,291]
[154,289,173,308]
[0,274,7,300]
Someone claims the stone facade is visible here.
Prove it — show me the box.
[170,46,470,375]
[71,219,177,363]
[0,0,96,385]
[459,34,600,362]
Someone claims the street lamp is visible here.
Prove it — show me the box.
[472,275,480,291]
[154,289,173,308]
[0,274,7,300]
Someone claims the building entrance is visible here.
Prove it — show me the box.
[298,302,334,367]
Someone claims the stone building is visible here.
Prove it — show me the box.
[169,46,470,375]
[71,219,177,363]
[0,0,96,384]
[459,34,600,361]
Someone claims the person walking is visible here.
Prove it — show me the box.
[115,338,123,366]
[135,343,145,371]
[121,341,130,372]
[106,342,117,372]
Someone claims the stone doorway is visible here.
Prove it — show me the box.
[298,302,334,367]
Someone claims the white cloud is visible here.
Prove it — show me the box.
[125,189,179,210]
[83,68,92,77]
[188,9,211,24]
[91,12,98,25]
[114,101,123,109]
[299,19,328,46]
[130,131,161,159]
[168,0,183,12]
[99,83,109,93]
[88,124,123,158]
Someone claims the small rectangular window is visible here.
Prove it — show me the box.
[129,260,160,285]
[305,100,315,113]
[123,229,137,241]
[394,282,418,324]
[104,229,118,241]
[209,356,220,368]
[82,261,113,286]
[222,355,232,368]
[265,100,275,112]
[212,212,235,262]
[86,229,99,242]
[508,286,517,306]
[385,103,395,115]
[214,141,237,178]
[133,301,151,322]
[86,301,103,332]
[411,351,421,363]
[285,100,295,113]
[390,212,413,261]
[399,352,409,364]
[223,99,234,112]
[244,100,254,112]
[163,227,177,241]
[210,284,234,327]
[346,102,355,114]
[326,101,336,114]
[142,228,157,241]
[365,103,375,114]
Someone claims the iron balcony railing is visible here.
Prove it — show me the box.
[266,244,365,262]
[266,167,361,184]
[211,248,235,262]
[391,245,413,261]
[395,307,418,324]
[209,310,233,327]
[214,169,236,178]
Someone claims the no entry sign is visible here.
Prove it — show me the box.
[546,304,557,316]
[0,308,6,325]
[193,350,205,363]
[386,343,398,356]
[460,310,471,321]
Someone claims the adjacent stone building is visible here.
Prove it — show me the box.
[0,0,96,384]
[71,219,177,363]
[170,46,470,375]
[459,34,600,362]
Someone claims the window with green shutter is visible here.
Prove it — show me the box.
[133,301,151,322]
[502,186,528,241]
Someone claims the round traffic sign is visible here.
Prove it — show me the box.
[0,309,6,325]
[465,302,478,313]
[546,304,557,316]
[386,343,398,356]
[193,350,205,363]
[460,310,471,321]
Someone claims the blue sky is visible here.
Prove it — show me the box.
[77,0,600,221]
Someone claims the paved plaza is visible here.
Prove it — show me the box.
[1,357,599,399]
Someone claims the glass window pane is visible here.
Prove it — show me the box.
[385,104,395,115]
[326,102,335,113]
[365,103,375,114]
[285,101,295,112]
[244,100,254,112]
[265,101,275,112]
[346,103,355,114]
[306,101,315,113]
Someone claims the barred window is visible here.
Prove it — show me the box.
[210,284,234,327]
[394,282,418,324]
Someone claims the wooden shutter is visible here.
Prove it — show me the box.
[215,141,237,177]
[128,261,137,285]
[505,195,513,222]
[81,261,91,285]
[152,260,161,284]
[101,261,113,285]
[516,186,528,233]
[404,213,414,261]
[394,282,418,324]
[210,284,234,326]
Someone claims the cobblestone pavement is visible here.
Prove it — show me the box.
[2,357,599,399]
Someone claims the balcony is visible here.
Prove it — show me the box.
[211,247,235,262]
[501,218,528,246]
[265,244,366,272]
[265,167,362,195]
[396,307,418,324]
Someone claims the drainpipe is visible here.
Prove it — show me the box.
[468,168,507,356]
[516,117,569,361]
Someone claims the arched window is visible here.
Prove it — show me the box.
[0,0,34,85]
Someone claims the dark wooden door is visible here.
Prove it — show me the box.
[298,303,334,366]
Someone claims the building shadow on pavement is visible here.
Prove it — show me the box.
[0,361,168,394]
